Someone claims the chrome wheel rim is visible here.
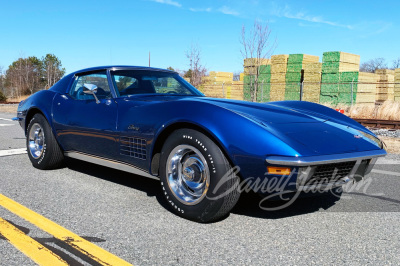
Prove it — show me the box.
[28,123,44,159]
[166,145,210,205]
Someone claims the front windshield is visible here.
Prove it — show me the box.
[110,70,203,97]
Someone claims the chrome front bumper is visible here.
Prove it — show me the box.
[266,149,386,191]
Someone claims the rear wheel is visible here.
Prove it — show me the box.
[26,113,64,170]
[160,129,241,222]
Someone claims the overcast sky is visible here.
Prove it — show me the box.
[0,0,398,74]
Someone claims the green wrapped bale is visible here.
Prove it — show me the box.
[339,83,358,93]
[288,54,305,64]
[257,83,271,102]
[321,73,340,83]
[340,72,359,82]
[285,72,302,82]
[285,91,301,101]
[243,75,255,101]
[258,73,271,83]
[322,52,341,63]
[285,83,300,93]
[320,92,339,105]
[321,83,339,93]
[337,92,356,104]
[286,63,303,73]
[259,65,271,74]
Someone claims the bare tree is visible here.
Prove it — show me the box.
[5,57,42,97]
[185,43,207,88]
[360,58,388,73]
[240,20,275,102]
[42,54,65,89]
[0,66,6,100]
[392,58,400,69]
[233,71,241,81]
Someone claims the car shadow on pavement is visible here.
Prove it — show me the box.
[64,158,170,210]
[231,190,341,219]
[65,158,341,221]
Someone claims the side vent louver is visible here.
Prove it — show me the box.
[120,137,147,160]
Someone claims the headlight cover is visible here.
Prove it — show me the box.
[357,130,385,149]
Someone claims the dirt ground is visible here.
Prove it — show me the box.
[380,136,400,154]
[0,105,18,114]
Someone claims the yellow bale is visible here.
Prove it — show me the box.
[357,83,376,93]
[244,66,257,75]
[303,84,321,103]
[270,73,286,83]
[270,84,286,101]
[375,69,395,75]
[271,63,287,73]
[244,58,271,67]
[337,62,360,72]
[302,54,320,63]
[356,92,375,103]
[340,52,360,65]
[359,72,378,83]
[304,73,322,82]
[303,62,322,73]
[271,54,289,64]
[209,71,233,78]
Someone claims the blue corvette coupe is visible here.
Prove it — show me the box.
[15,66,386,222]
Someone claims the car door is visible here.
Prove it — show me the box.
[52,70,119,159]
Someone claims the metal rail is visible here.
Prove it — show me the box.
[354,118,400,129]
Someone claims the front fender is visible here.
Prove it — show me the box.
[17,90,57,135]
[150,101,302,179]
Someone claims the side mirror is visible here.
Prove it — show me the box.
[83,83,100,104]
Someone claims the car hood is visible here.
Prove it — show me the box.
[194,98,381,154]
[196,98,326,124]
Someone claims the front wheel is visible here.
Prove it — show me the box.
[160,129,241,222]
[26,113,65,170]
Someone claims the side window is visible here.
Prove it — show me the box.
[69,72,112,100]
[113,75,139,94]
[151,77,189,94]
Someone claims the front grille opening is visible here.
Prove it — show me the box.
[307,161,356,184]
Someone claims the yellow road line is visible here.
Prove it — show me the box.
[0,217,68,265]
[0,194,132,266]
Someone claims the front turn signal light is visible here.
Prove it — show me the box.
[267,166,292,175]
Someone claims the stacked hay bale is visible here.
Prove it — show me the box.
[205,71,233,83]
[357,72,378,105]
[338,71,359,104]
[375,69,395,102]
[243,58,271,101]
[303,63,322,103]
[285,54,319,100]
[320,51,360,105]
[394,69,400,102]
[201,71,233,98]
[257,64,271,102]
[270,55,289,101]
[231,81,244,100]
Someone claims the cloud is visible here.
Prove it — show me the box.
[353,21,393,38]
[272,4,353,29]
[149,0,181,8]
[189,7,212,12]
[218,6,240,16]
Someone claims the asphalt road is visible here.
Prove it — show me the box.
[0,112,399,265]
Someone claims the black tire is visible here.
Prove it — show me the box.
[159,129,241,222]
[26,113,65,170]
